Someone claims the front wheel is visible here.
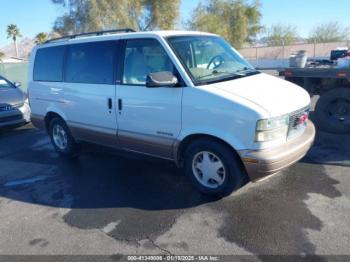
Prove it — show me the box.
[49,117,80,157]
[184,138,247,196]
[315,88,350,134]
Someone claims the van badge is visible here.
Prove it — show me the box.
[299,113,308,125]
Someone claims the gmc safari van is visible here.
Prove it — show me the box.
[28,29,315,195]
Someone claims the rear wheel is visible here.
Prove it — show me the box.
[315,88,350,134]
[49,117,80,157]
[184,138,246,196]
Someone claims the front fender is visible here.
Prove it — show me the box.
[177,126,247,151]
[173,126,250,167]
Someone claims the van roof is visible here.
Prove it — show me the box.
[39,30,217,47]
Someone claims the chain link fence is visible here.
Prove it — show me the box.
[238,41,350,69]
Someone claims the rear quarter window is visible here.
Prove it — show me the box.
[65,41,116,85]
[33,46,65,82]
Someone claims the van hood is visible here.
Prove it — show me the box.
[0,88,25,106]
[210,73,310,117]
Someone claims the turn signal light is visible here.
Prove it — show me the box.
[242,157,259,164]
[284,70,293,77]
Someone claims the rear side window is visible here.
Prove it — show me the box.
[34,46,65,82]
[65,41,116,84]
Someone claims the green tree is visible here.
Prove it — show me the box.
[6,24,22,57]
[0,52,4,62]
[308,22,350,43]
[265,24,299,46]
[35,32,48,44]
[51,0,181,35]
[188,0,263,48]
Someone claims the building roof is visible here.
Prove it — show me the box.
[0,57,27,63]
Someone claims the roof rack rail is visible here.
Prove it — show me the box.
[44,28,136,44]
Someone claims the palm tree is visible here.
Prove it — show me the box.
[35,32,48,44]
[6,24,22,58]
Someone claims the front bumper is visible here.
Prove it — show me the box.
[0,103,31,128]
[238,121,316,182]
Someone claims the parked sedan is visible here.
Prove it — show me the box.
[0,75,30,128]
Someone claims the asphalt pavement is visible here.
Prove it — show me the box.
[0,104,349,258]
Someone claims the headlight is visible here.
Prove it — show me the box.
[256,115,289,131]
[255,126,289,142]
[255,115,289,142]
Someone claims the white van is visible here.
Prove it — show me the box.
[28,29,315,195]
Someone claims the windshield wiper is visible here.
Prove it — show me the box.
[235,67,258,75]
[197,70,242,80]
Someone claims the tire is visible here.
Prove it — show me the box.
[184,138,246,196]
[48,117,80,157]
[315,88,350,134]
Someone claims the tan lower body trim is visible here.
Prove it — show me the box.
[30,114,46,130]
[68,122,175,160]
[118,130,175,160]
[69,124,118,148]
[30,115,176,161]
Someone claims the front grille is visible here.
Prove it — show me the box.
[0,115,23,123]
[0,103,23,112]
[0,105,13,112]
[288,106,310,138]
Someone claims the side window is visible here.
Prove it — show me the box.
[123,39,174,85]
[65,41,116,84]
[33,46,65,82]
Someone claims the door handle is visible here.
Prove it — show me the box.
[107,98,112,110]
[118,99,122,111]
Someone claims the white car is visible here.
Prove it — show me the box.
[28,29,315,195]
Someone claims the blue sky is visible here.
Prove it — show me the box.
[1,0,349,46]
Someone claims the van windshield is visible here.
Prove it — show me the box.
[167,35,259,85]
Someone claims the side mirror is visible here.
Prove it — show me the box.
[14,82,21,88]
[146,71,179,88]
